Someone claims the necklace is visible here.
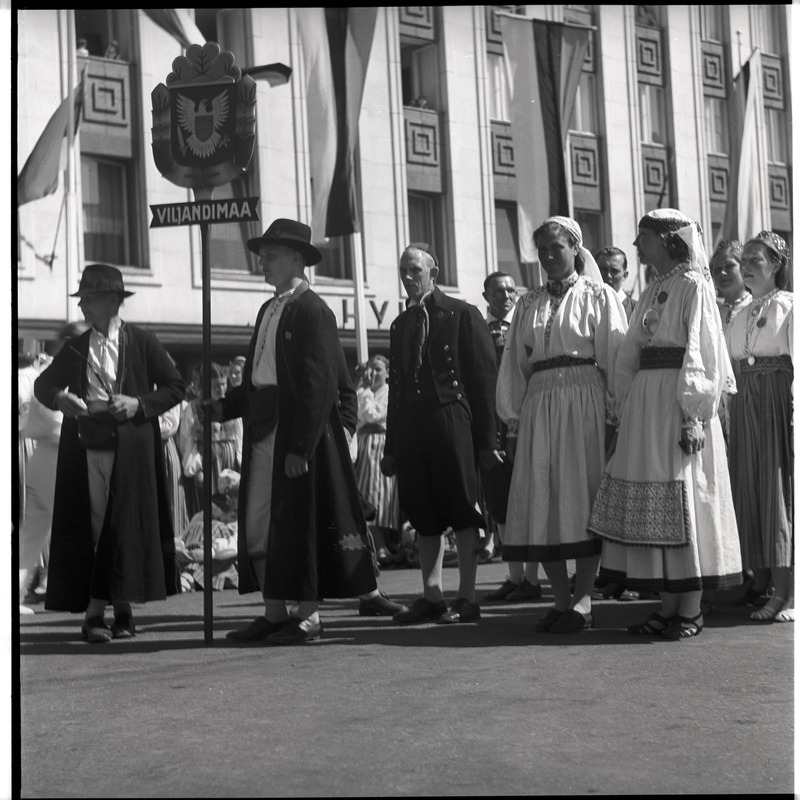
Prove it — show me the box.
[544,272,579,344]
[743,288,780,365]
[641,262,686,338]
[722,292,749,327]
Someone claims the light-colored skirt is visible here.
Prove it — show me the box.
[728,358,793,570]
[164,436,189,540]
[503,364,605,562]
[589,366,742,592]
[355,430,399,529]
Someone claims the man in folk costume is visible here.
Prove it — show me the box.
[34,264,185,642]
[209,219,377,645]
[382,243,502,625]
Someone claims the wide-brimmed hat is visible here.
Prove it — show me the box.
[70,263,134,298]
[246,218,322,266]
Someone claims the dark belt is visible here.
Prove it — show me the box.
[358,423,385,435]
[639,346,686,370]
[739,355,793,373]
[531,356,595,374]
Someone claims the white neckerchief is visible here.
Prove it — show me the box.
[251,286,299,388]
[86,316,121,402]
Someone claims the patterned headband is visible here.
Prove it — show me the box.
[748,230,790,261]
[638,208,693,235]
[711,239,743,262]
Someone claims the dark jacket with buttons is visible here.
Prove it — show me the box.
[385,285,498,457]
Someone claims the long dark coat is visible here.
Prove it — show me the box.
[34,322,185,611]
[221,282,377,601]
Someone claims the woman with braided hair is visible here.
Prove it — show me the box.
[588,209,742,640]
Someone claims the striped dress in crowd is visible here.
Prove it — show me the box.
[355,383,399,530]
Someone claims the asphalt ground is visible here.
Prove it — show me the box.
[16,560,795,798]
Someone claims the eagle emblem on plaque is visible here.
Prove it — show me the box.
[152,43,256,189]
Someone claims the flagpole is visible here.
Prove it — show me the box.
[65,10,78,322]
[351,231,369,363]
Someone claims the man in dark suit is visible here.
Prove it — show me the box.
[207,219,377,645]
[596,246,637,321]
[381,243,502,625]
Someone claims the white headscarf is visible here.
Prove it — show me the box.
[640,209,711,281]
[538,215,604,285]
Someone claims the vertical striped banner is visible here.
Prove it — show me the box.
[719,49,771,243]
[500,15,591,264]
[298,7,378,242]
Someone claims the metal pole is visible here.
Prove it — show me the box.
[191,187,215,644]
[199,219,213,644]
[351,231,369,363]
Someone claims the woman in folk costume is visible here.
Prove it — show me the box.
[588,209,742,640]
[182,362,243,500]
[725,231,793,623]
[355,354,400,566]
[496,216,628,633]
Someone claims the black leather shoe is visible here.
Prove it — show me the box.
[111,610,136,639]
[483,578,519,602]
[226,617,288,642]
[393,597,447,625]
[506,577,543,602]
[81,615,112,643]
[266,617,322,645]
[437,597,481,624]
[359,592,409,617]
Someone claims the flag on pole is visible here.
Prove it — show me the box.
[17,72,85,207]
[500,14,591,264]
[719,49,771,243]
[297,7,378,242]
[141,9,206,50]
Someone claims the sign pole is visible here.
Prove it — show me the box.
[151,43,262,645]
[197,204,213,644]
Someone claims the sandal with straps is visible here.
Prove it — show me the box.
[627,612,674,636]
[663,612,703,640]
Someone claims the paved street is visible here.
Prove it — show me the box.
[18,560,794,797]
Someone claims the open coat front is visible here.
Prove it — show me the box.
[34,323,186,612]
[222,284,377,601]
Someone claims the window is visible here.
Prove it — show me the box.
[765,108,788,165]
[402,44,441,109]
[703,96,729,155]
[409,191,451,284]
[700,6,723,43]
[81,156,136,266]
[494,203,525,288]
[208,178,259,272]
[571,73,598,135]
[573,210,602,259]
[752,5,781,55]
[638,84,666,145]
[315,237,349,280]
[75,9,132,60]
[487,53,510,122]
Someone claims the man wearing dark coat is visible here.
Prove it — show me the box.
[381,243,502,625]
[34,264,185,642]
[209,219,377,645]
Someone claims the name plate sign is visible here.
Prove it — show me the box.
[150,197,259,227]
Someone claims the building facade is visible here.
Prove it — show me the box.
[16,6,793,374]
